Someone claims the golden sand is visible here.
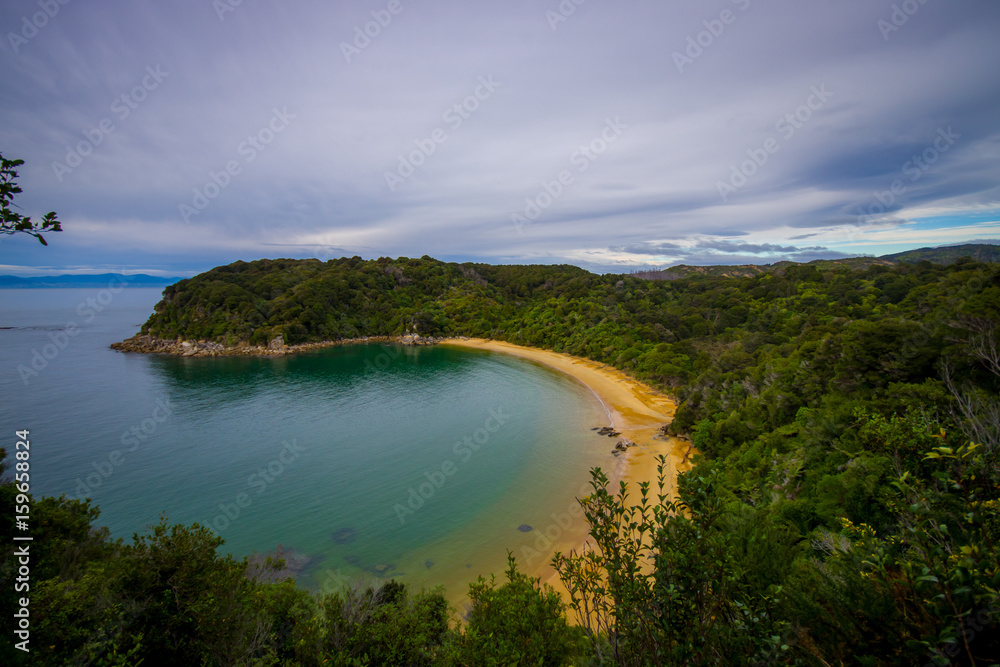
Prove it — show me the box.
[437,338,694,600]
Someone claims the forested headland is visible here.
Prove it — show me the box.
[3,249,999,665]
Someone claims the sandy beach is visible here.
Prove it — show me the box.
[438,337,694,599]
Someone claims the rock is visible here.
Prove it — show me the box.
[110,333,435,358]
[613,438,636,455]
[517,524,533,532]
[331,527,357,545]
[400,333,438,346]
[247,544,312,583]
[425,560,434,569]
[614,438,636,451]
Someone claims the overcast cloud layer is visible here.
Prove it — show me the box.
[1,0,999,276]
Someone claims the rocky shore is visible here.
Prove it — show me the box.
[110,332,442,357]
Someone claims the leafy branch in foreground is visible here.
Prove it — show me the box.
[554,459,788,666]
[1,152,61,245]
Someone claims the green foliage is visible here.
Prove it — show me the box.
[6,254,998,665]
[462,553,584,666]
[884,244,1000,266]
[555,463,788,666]
[320,580,454,665]
[0,152,61,244]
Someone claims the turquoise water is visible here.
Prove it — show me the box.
[0,288,610,601]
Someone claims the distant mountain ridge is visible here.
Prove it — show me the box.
[0,273,183,288]
[631,243,998,281]
[4,243,996,286]
[881,243,1000,265]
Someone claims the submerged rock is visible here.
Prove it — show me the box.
[247,544,312,583]
[517,524,533,532]
[331,527,357,545]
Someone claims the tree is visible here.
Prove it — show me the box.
[1,152,61,245]
[554,462,788,666]
[462,552,583,666]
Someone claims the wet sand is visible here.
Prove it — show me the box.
[437,338,694,602]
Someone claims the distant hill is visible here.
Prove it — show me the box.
[630,244,996,281]
[0,273,183,289]
[881,243,1000,265]
[630,257,895,281]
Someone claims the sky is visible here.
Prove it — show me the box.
[1,0,999,277]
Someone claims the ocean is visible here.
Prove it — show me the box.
[0,286,611,604]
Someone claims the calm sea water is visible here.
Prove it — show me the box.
[0,287,610,601]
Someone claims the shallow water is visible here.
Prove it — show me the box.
[0,287,612,604]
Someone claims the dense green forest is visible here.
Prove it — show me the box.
[4,253,999,665]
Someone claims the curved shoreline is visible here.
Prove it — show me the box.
[115,331,694,604]
[437,337,695,597]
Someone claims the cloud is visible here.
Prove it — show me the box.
[612,239,850,266]
[1,0,998,275]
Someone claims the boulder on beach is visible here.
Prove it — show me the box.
[613,438,637,453]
